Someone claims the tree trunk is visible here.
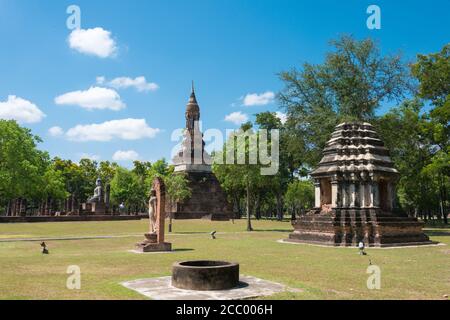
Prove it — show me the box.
[439,174,448,224]
[246,181,253,231]
[276,193,283,221]
[10,199,15,216]
[233,194,242,219]
[13,199,19,216]
[71,194,75,213]
[169,214,173,233]
[254,195,261,220]
[22,198,27,216]
[17,198,22,216]
[291,205,296,221]
[6,200,12,216]
[44,198,49,216]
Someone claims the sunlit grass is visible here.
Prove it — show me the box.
[0,219,448,300]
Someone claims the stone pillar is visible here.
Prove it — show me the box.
[355,181,361,208]
[369,180,380,208]
[391,182,398,209]
[349,182,356,208]
[341,182,348,208]
[374,181,380,208]
[365,182,371,207]
[155,178,166,244]
[359,182,366,208]
[386,182,394,211]
[135,177,171,252]
[314,180,321,209]
[331,180,340,208]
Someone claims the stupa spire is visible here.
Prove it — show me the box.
[186,81,199,115]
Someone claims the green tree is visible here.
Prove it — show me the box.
[148,159,169,177]
[412,43,449,110]
[110,167,134,211]
[278,35,411,167]
[164,173,191,203]
[131,161,153,212]
[411,43,450,223]
[285,180,314,220]
[214,123,266,230]
[98,161,118,185]
[0,120,48,215]
[213,156,245,218]
[40,165,69,210]
[110,160,173,215]
[78,158,98,202]
[52,158,85,211]
[376,100,442,220]
[255,112,290,220]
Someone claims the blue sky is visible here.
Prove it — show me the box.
[0,0,448,165]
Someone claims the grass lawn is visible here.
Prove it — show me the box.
[0,219,449,300]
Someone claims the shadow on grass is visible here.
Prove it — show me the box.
[424,230,450,237]
[169,232,210,235]
[170,230,291,234]
[252,229,291,233]
[172,248,195,252]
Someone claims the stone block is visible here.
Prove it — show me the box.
[287,208,434,247]
[135,242,172,253]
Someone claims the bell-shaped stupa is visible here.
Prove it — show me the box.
[167,83,232,221]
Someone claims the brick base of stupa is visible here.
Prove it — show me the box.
[286,208,434,247]
[166,171,233,221]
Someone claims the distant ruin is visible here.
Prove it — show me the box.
[168,84,232,221]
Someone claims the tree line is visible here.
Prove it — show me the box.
[0,135,190,216]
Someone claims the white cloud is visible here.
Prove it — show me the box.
[54,86,126,111]
[48,126,64,137]
[243,91,275,106]
[98,76,159,92]
[79,153,101,161]
[275,111,287,124]
[112,150,139,161]
[68,27,117,58]
[0,95,46,123]
[66,118,160,142]
[224,111,249,125]
[96,76,106,85]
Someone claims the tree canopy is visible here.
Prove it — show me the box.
[279,35,412,167]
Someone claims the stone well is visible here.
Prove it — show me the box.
[171,260,240,291]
